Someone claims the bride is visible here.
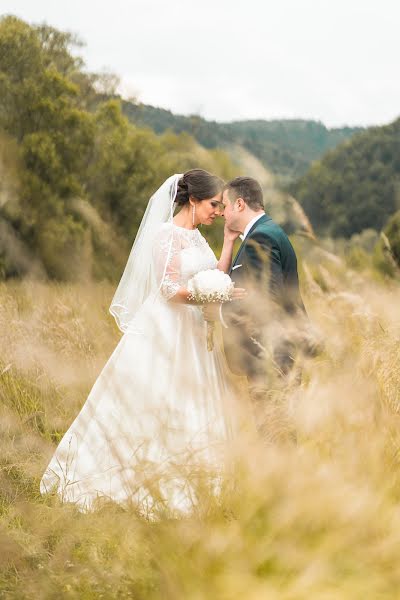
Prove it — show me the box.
[40,169,243,515]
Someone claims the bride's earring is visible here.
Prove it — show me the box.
[192,203,196,227]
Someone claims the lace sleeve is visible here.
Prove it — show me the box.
[153,225,182,300]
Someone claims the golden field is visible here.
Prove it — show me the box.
[1,245,400,599]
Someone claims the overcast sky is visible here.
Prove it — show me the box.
[2,0,399,127]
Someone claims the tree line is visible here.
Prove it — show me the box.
[0,16,237,281]
[291,118,400,238]
[123,102,360,184]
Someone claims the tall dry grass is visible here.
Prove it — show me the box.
[1,248,400,598]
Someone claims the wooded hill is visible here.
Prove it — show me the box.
[290,118,400,237]
[122,101,361,184]
[0,16,238,281]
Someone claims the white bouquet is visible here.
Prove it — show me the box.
[188,269,234,351]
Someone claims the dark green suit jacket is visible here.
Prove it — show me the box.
[222,214,305,377]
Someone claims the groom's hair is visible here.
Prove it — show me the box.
[224,177,264,211]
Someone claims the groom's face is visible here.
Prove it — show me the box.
[222,189,242,231]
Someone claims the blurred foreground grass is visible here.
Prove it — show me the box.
[1,247,400,599]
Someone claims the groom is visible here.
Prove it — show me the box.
[205,176,306,386]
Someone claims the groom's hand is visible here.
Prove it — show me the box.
[202,288,246,322]
[232,287,247,300]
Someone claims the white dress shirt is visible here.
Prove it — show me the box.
[239,212,265,241]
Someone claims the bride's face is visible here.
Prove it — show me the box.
[195,194,223,226]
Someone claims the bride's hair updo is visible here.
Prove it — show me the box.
[175,169,224,206]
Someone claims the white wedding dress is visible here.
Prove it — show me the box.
[40,223,235,515]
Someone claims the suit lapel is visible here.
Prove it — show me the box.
[230,214,270,272]
[231,242,245,270]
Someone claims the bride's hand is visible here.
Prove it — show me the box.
[224,223,241,242]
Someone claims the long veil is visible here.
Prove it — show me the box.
[110,173,182,332]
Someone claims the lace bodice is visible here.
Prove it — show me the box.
[153,223,218,299]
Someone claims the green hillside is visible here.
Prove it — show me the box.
[0,16,238,281]
[122,101,361,183]
[291,118,400,237]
